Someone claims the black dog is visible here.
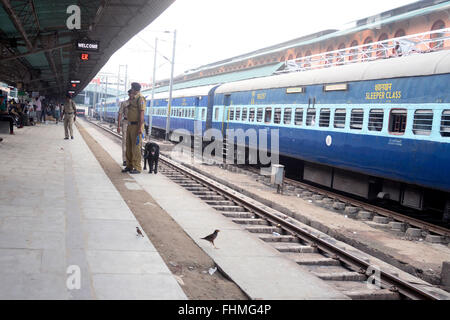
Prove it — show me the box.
[143,142,160,174]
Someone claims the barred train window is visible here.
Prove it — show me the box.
[350,109,364,130]
[441,110,450,137]
[295,108,303,125]
[242,107,248,121]
[265,107,272,123]
[214,108,219,121]
[274,108,281,124]
[284,108,292,125]
[256,108,263,122]
[368,109,384,131]
[235,107,241,121]
[389,109,407,134]
[319,108,330,127]
[202,109,206,121]
[229,107,234,121]
[306,108,316,126]
[413,110,433,135]
[249,108,255,122]
[334,109,346,128]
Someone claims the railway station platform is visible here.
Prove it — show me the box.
[0,123,187,300]
[77,119,348,300]
[0,120,350,300]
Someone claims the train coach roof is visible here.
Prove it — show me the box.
[150,84,217,100]
[215,50,450,94]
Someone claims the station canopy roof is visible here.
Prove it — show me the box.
[0,0,174,101]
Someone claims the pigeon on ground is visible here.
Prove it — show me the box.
[201,229,220,249]
[136,227,144,237]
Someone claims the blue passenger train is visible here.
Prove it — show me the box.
[96,50,450,215]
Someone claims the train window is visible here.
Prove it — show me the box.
[274,108,281,124]
[265,107,272,123]
[306,108,316,126]
[229,108,235,121]
[242,107,248,121]
[214,108,219,121]
[236,107,241,121]
[257,108,263,122]
[440,110,450,137]
[202,109,206,121]
[249,108,255,122]
[319,108,330,127]
[284,108,292,125]
[350,109,364,130]
[294,108,303,125]
[389,109,407,134]
[368,109,384,131]
[413,110,433,135]
[334,109,346,128]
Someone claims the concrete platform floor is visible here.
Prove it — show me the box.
[0,123,187,300]
[79,119,349,300]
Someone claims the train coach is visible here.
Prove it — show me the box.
[212,50,450,217]
[93,50,450,218]
[148,84,218,139]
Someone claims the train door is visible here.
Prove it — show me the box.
[205,85,220,131]
[222,94,231,161]
[222,94,231,138]
[194,96,202,136]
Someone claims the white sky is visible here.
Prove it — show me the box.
[98,0,416,84]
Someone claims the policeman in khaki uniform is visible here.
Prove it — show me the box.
[122,82,146,174]
[117,89,134,166]
[63,94,77,139]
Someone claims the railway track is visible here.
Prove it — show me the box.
[86,118,450,300]
[236,164,450,239]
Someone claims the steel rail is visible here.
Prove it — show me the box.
[240,164,450,238]
[283,177,450,238]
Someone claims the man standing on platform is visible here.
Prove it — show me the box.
[63,94,77,140]
[117,89,134,167]
[122,82,146,174]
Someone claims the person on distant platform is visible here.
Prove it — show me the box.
[54,103,61,124]
[117,89,134,167]
[0,93,14,134]
[62,94,77,140]
[122,82,146,174]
